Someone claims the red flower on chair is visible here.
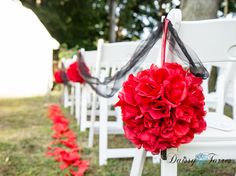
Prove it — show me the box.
[116,63,206,154]
[66,62,89,83]
[54,70,64,83]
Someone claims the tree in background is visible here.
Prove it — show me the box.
[108,0,117,42]
[20,0,236,53]
[21,0,177,49]
[181,0,220,20]
[21,0,109,50]
[115,0,178,41]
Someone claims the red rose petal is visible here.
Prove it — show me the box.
[175,120,190,136]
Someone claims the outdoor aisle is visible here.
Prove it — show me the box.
[0,93,136,176]
[0,92,235,176]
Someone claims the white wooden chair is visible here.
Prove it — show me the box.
[130,9,236,176]
[79,46,151,150]
[95,39,164,165]
[74,49,121,140]
[76,50,98,128]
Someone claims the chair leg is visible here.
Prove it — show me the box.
[99,95,108,165]
[233,79,236,120]
[88,92,96,147]
[75,84,81,125]
[63,85,69,108]
[80,87,87,132]
[130,148,147,176]
[115,107,123,129]
[161,148,177,176]
[70,85,75,115]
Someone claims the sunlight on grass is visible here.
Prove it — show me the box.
[0,92,236,176]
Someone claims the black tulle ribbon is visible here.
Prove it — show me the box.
[60,62,69,85]
[77,20,209,98]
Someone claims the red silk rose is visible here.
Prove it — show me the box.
[54,70,64,83]
[66,62,89,83]
[116,63,206,154]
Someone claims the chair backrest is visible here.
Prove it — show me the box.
[80,49,97,76]
[178,19,236,63]
[95,39,162,79]
[81,50,97,66]
[176,17,236,116]
[96,19,236,80]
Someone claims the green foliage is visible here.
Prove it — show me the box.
[19,0,236,51]
[58,43,79,60]
[0,95,61,176]
[117,0,174,41]
[20,0,176,49]
[219,0,236,16]
[228,0,236,13]
[21,0,109,50]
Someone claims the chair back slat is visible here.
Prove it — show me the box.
[178,19,236,63]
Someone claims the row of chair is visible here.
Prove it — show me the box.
[61,9,236,176]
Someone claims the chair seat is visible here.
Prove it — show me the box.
[194,112,236,142]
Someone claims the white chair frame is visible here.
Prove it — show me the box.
[92,39,164,165]
[77,50,101,132]
[130,9,236,176]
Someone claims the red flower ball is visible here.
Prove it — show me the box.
[54,70,64,83]
[66,62,89,83]
[116,63,206,154]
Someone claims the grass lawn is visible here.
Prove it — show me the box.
[0,92,236,176]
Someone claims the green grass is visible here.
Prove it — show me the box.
[0,93,236,176]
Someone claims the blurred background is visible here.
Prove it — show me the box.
[0,0,233,98]
[20,0,236,58]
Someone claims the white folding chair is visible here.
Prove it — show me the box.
[93,39,164,165]
[130,9,236,176]
[76,50,98,128]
